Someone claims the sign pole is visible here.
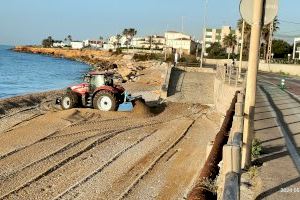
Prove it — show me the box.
[241,0,265,169]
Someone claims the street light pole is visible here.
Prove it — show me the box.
[241,0,264,169]
[180,16,184,58]
[200,0,208,68]
[239,20,245,78]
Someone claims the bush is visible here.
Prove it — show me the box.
[206,42,227,59]
[132,53,161,61]
[178,57,187,62]
[113,48,122,55]
[108,49,113,52]
[251,138,262,158]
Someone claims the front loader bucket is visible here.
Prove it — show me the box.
[117,102,134,112]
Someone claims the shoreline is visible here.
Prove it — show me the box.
[13,46,124,70]
[2,46,169,114]
[13,46,168,83]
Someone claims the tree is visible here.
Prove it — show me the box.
[122,28,137,50]
[237,17,280,60]
[67,35,72,42]
[206,42,227,58]
[116,34,122,48]
[271,39,293,58]
[223,33,237,58]
[42,36,54,47]
[262,17,280,59]
[146,36,153,50]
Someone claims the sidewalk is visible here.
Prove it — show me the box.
[252,81,300,200]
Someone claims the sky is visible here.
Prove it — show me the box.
[0,0,299,45]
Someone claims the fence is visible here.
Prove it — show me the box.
[216,65,246,88]
[177,62,202,68]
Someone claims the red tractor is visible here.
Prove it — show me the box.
[56,71,137,111]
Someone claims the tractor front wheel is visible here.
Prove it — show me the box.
[61,93,76,110]
[93,91,116,111]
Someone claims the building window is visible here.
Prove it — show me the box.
[206,28,213,32]
[216,29,221,34]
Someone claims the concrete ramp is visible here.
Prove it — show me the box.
[167,68,215,104]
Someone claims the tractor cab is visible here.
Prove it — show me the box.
[84,71,114,90]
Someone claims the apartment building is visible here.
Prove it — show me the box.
[165,31,197,55]
[204,26,241,54]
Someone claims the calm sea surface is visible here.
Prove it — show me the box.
[0,45,89,98]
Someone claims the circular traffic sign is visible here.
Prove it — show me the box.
[240,0,278,25]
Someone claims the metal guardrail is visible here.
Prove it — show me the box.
[177,62,202,68]
[187,91,239,200]
[216,65,246,88]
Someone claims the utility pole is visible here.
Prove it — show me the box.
[164,24,169,61]
[200,0,208,68]
[239,20,245,78]
[180,16,184,58]
[266,21,274,63]
[241,0,264,169]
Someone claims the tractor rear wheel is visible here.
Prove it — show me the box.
[61,93,76,110]
[93,91,116,111]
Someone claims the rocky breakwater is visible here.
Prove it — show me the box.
[14,46,169,101]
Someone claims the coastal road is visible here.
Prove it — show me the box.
[258,71,300,96]
[0,100,219,200]
[253,80,300,199]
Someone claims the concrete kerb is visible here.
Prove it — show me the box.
[219,92,244,200]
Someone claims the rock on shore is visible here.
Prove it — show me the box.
[14,46,167,84]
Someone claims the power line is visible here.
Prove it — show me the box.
[278,29,300,34]
[279,19,300,25]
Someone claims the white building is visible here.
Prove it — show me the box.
[83,40,103,48]
[108,35,128,48]
[204,26,242,54]
[131,37,147,48]
[131,35,165,49]
[293,37,300,59]
[103,43,114,50]
[52,41,67,48]
[165,31,196,55]
[71,41,84,49]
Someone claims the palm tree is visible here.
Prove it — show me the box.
[122,28,137,51]
[67,35,72,42]
[147,36,153,50]
[237,17,280,60]
[116,34,122,49]
[223,33,237,59]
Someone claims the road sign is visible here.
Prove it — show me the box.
[240,0,278,25]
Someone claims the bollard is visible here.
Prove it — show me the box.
[222,172,239,200]
[237,93,244,104]
[222,144,241,174]
[235,102,243,117]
